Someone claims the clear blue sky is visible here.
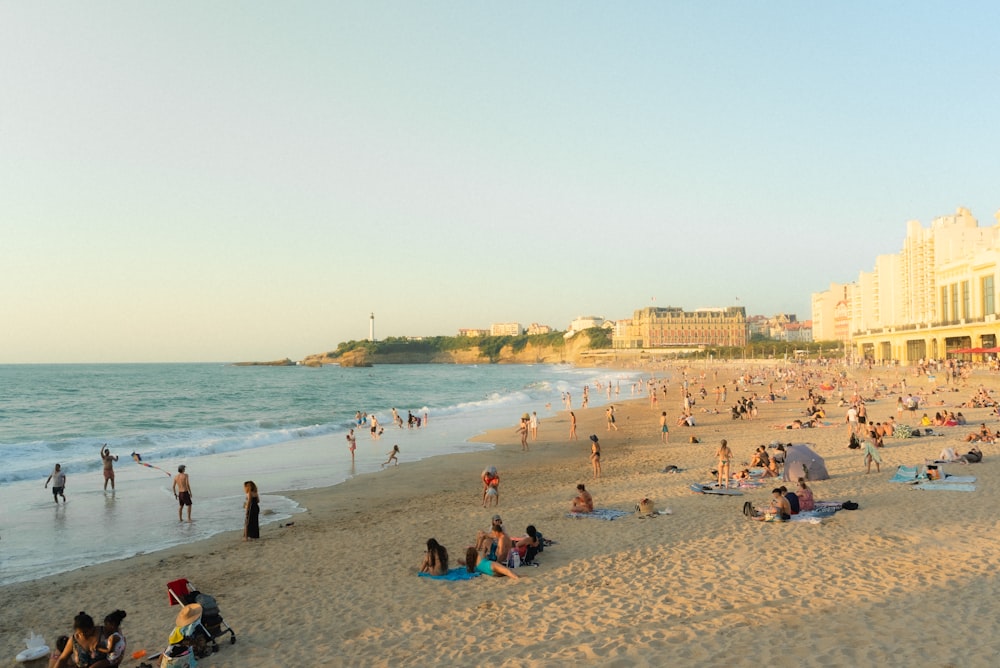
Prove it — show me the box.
[2,2,997,363]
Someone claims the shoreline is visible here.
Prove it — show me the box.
[7,363,1000,666]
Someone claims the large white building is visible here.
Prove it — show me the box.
[811,207,1000,361]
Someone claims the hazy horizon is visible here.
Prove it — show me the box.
[3,3,997,363]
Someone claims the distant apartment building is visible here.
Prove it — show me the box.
[525,323,552,335]
[458,328,489,337]
[490,322,523,336]
[811,207,1000,362]
[613,306,748,349]
[568,316,605,332]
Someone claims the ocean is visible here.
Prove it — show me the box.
[0,363,644,585]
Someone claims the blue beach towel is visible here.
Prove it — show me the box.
[913,482,977,492]
[566,508,630,520]
[890,465,924,483]
[418,567,481,581]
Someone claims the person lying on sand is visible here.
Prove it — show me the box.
[459,547,519,580]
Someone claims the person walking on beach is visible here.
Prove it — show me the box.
[659,411,669,443]
[529,412,539,441]
[516,416,529,451]
[243,480,260,541]
[606,405,618,432]
[382,444,400,468]
[172,465,193,522]
[45,463,67,504]
[569,411,578,440]
[100,445,118,491]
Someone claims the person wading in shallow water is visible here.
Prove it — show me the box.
[172,465,193,522]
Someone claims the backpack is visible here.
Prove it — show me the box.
[742,501,756,518]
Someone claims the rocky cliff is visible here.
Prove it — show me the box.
[300,332,601,367]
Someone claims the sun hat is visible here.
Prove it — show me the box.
[175,603,203,627]
[492,514,502,522]
[590,434,599,442]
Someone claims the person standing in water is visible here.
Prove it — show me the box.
[100,445,119,491]
[172,465,193,522]
[45,463,67,503]
[346,429,357,463]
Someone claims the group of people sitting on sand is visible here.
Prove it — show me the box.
[48,610,127,668]
[920,411,967,427]
[964,423,996,443]
[420,513,547,581]
[746,445,784,479]
[747,478,814,521]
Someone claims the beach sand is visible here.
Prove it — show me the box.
[5,363,1000,667]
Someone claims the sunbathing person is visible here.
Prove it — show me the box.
[751,488,791,521]
[460,547,519,580]
[420,538,449,576]
[959,445,983,464]
[570,483,594,513]
[474,515,509,560]
[515,525,541,565]
[795,478,815,512]
[964,424,995,443]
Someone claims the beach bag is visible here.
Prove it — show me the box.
[742,501,755,518]
[842,501,859,510]
[160,645,196,667]
[507,549,521,569]
[636,498,656,516]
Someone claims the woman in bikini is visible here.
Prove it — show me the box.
[419,538,450,576]
[589,435,602,479]
[715,439,733,488]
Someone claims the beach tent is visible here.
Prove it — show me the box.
[782,444,829,482]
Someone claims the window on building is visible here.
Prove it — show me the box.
[951,284,959,322]
[941,286,948,323]
[962,281,971,320]
[983,276,995,316]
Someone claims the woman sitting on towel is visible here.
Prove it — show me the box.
[460,547,519,580]
[795,478,815,512]
[420,538,449,576]
[570,483,594,513]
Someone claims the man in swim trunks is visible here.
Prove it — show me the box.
[100,445,118,491]
[172,465,193,522]
[45,463,67,503]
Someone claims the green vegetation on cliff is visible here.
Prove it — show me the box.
[311,329,603,365]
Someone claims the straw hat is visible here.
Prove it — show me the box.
[175,603,203,627]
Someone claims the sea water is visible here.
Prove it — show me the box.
[0,363,644,585]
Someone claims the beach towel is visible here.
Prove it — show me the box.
[566,508,630,520]
[861,440,882,464]
[890,465,923,483]
[912,482,977,492]
[418,567,481,581]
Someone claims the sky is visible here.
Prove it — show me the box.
[2,2,998,363]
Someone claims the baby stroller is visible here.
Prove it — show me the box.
[166,578,237,658]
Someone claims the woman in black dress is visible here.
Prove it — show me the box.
[243,480,260,541]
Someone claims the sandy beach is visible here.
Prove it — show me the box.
[6,361,1000,667]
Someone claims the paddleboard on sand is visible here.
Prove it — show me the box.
[690,483,743,496]
[16,646,50,663]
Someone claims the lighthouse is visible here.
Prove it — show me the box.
[369,313,375,342]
